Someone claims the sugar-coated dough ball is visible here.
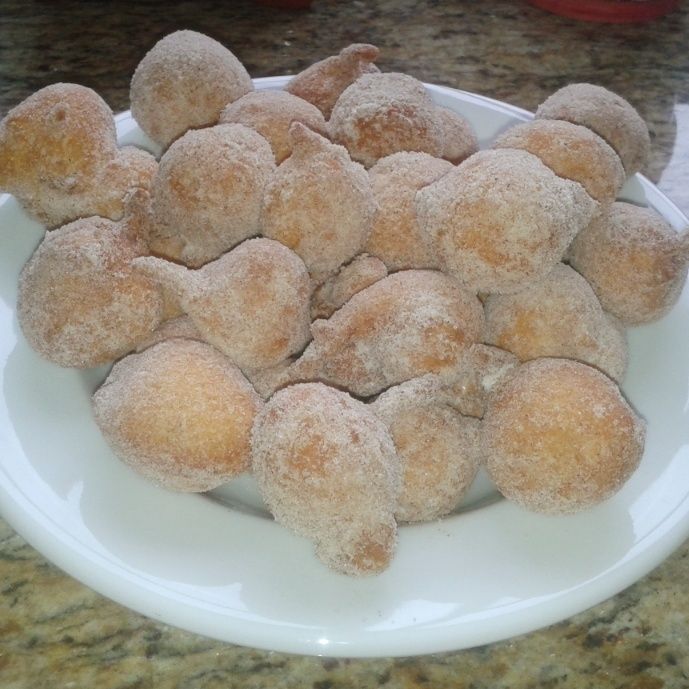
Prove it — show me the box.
[18,193,163,368]
[371,376,481,522]
[365,152,453,271]
[286,270,485,396]
[130,30,253,149]
[484,263,628,382]
[535,83,651,176]
[135,238,312,372]
[261,122,376,282]
[149,124,275,267]
[286,43,380,119]
[329,72,443,168]
[416,149,598,294]
[568,202,689,325]
[311,253,387,319]
[435,106,479,165]
[219,90,328,163]
[483,358,645,514]
[0,83,157,228]
[251,383,400,576]
[93,339,262,492]
[493,119,625,203]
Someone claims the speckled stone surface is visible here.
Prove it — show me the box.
[2,0,689,686]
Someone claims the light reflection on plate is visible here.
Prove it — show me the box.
[0,77,688,657]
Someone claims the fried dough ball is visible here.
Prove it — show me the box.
[482,358,645,514]
[17,191,163,368]
[371,376,481,522]
[568,202,689,325]
[535,83,651,176]
[286,270,485,397]
[329,72,443,168]
[311,253,387,319]
[484,263,628,382]
[0,83,157,228]
[435,106,479,165]
[261,123,376,282]
[493,119,625,203]
[130,30,253,149]
[285,43,380,119]
[243,357,295,400]
[93,339,262,492]
[416,149,598,294]
[134,238,311,371]
[365,152,453,270]
[219,90,328,163]
[251,382,400,575]
[148,124,275,268]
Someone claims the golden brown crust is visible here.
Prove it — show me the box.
[220,90,328,163]
[482,358,645,514]
[568,202,689,325]
[93,339,262,492]
[329,72,443,168]
[130,30,253,149]
[285,44,380,119]
[251,382,399,575]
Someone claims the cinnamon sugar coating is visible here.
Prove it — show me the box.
[416,149,598,294]
[365,151,453,270]
[371,376,481,522]
[493,119,625,203]
[93,339,262,492]
[285,270,485,397]
[148,124,275,268]
[311,253,387,320]
[535,83,651,176]
[329,72,443,168]
[568,202,689,325]
[220,90,328,164]
[134,238,312,372]
[482,358,645,514]
[130,30,253,149]
[484,263,628,382]
[435,106,479,165]
[261,123,376,282]
[285,43,380,119]
[251,383,400,575]
[0,83,157,228]
[17,192,163,368]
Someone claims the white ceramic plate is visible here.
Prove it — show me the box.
[1,77,688,658]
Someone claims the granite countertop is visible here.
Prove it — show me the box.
[2,1,689,686]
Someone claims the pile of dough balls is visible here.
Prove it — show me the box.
[4,30,687,576]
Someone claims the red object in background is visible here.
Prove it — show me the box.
[527,0,679,22]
